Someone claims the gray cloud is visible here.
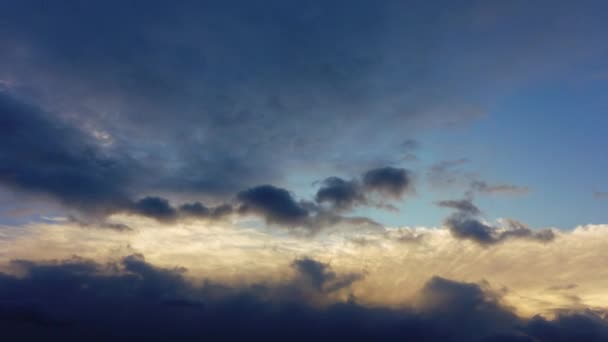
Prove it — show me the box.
[0,90,136,216]
[291,258,363,294]
[362,167,414,198]
[439,199,554,246]
[130,197,178,223]
[436,198,480,216]
[471,181,529,196]
[428,159,529,198]
[237,185,310,227]
[1,254,606,340]
[178,202,233,220]
[315,167,414,212]
[236,183,382,234]
[315,177,365,211]
[6,0,594,206]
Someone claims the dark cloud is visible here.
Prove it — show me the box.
[436,198,481,215]
[1,255,606,340]
[0,1,596,225]
[291,258,363,293]
[0,92,397,228]
[440,199,554,246]
[6,0,561,208]
[0,90,134,216]
[445,215,499,245]
[315,167,414,212]
[445,215,555,246]
[237,185,310,227]
[125,197,234,223]
[130,197,178,223]
[362,167,413,198]
[315,177,366,210]
[234,172,402,232]
[178,202,233,220]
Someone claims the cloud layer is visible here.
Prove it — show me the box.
[1,253,607,340]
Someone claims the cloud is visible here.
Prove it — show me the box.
[235,183,382,233]
[0,254,606,340]
[178,202,233,220]
[237,185,310,227]
[471,181,529,196]
[445,215,555,246]
[0,104,399,230]
[436,198,481,215]
[427,160,528,197]
[2,219,608,319]
[0,90,135,216]
[315,167,414,212]
[439,199,554,246]
[9,0,592,210]
[130,197,178,223]
[362,167,414,198]
[291,258,363,294]
[315,177,365,211]
[427,158,471,188]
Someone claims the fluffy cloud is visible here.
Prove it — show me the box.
[438,198,554,245]
[237,185,310,227]
[315,167,413,212]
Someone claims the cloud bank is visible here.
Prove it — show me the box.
[1,253,607,340]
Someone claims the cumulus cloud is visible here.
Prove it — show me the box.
[235,183,382,234]
[315,177,365,211]
[362,167,414,198]
[130,197,178,223]
[0,156,406,230]
[315,167,414,212]
[237,185,310,227]
[439,198,554,245]
[0,94,408,230]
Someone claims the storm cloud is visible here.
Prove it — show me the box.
[0,90,135,215]
[1,254,606,340]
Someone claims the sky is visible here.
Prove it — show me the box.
[0,0,608,340]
